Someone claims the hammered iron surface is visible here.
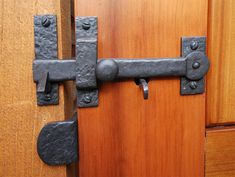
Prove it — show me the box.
[37,113,78,165]
[34,15,59,105]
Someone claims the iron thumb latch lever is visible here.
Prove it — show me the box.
[33,15,210,108]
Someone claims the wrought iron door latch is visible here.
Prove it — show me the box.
[33,15,210,108]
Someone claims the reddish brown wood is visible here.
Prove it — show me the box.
[75,0,207,176]
[206,127,235,177]
[206,0,235,125]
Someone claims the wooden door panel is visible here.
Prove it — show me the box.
[75,0,207,177]
[207,0,235,125]
[206,127,235,177]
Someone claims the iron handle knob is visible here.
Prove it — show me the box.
[96,60,119,81]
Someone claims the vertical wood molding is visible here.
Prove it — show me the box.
[0,0,73,176]
[207,0,235,125]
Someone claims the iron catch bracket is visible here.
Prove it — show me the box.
[37,113,78,165]
[33,15,210,108]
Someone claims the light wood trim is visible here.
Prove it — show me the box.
[207,0,235,125]
[206,127,235,177]
[0,0,74,177]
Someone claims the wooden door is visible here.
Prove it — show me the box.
[75,0,208,177]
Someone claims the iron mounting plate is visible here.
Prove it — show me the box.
[76,16,99,107]
[181,37,207,94]
[34,15,59,105]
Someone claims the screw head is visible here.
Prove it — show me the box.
[192,62,200,69]
[41,17,51,28]
[82,22,91,30]
[190,41,198,50]
[189,81,198,89]
[83,95,92,104]
[44,94,51,101]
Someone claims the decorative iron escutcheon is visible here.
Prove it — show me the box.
[33,15,209,108]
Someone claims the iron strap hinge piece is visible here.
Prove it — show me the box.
[33,15,210,108]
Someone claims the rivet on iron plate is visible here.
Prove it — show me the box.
[82,22,91,30]
[190,41,198,50]
[44,94,51,101]
[192,62,200,69]
[189,81,198,89]
[83,95,92,104]
[41,17,51,28]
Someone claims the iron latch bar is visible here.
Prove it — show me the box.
[95,51,209,81]
[34,51,208,85]
[33,15,210,108]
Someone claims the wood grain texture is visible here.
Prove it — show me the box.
[206,127,235,177]
[207,0,235,125]
[0,0,73,177]
[75,0,207,177]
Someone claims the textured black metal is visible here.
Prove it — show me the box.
[96,51,209,82]
[33,51,209,84]
[181,37,208,95]
[185,51,209,80]
[182,37,206,57]
[76,17,97,89]
[77,90,99,107]
[37,113,78,166]
[37,72,51,94]
[97,58,186,81]
[76,17,98,107]
[181,78,205,95]
[34,15,58,105]
[138,79,149,99]
[33,16,209,107]
[33,60,76,82]
[96,60,119,81]
[33,44,209,106]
